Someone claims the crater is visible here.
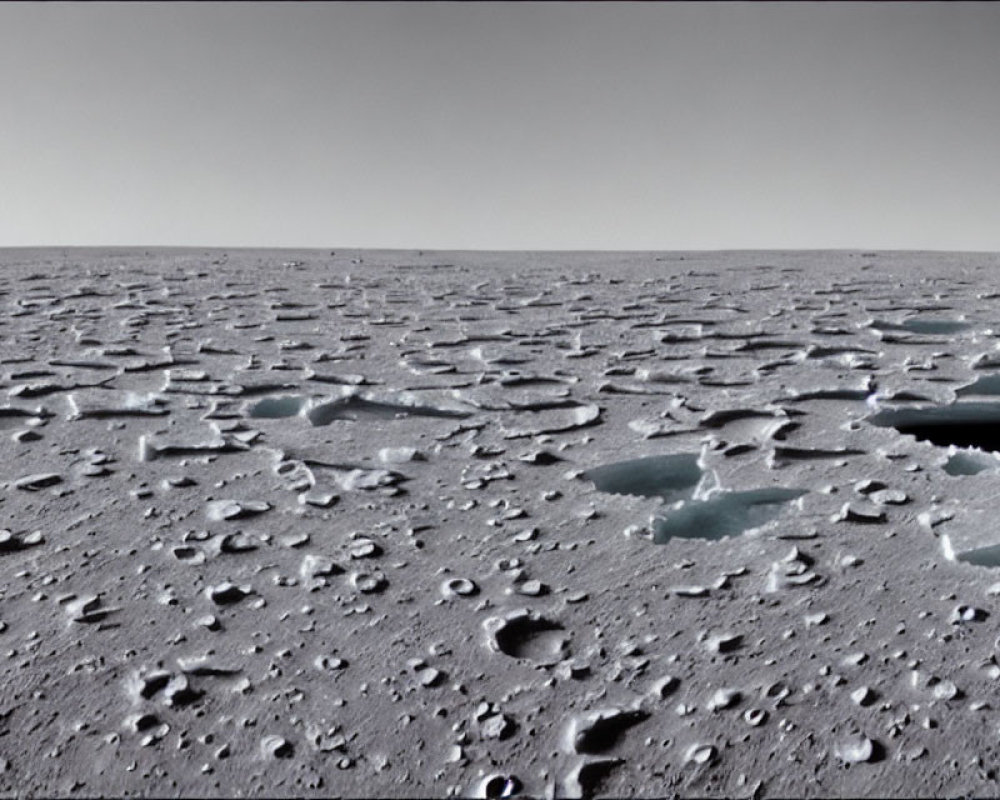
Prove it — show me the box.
[483,610,568,664]
[943,449,1000,477]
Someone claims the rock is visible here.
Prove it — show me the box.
[13,473,62,491]
[205,582,251,605]
[260,734,294,759]
[834,733,878,764]
[565,707,648,755]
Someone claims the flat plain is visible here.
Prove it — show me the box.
[3,248,1000,798]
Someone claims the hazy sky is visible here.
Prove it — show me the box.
[2,2,999,250]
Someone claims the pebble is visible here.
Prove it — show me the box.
[851,686,876,706]
[706,633,742,654]
[205,582,251,605]
[684,743,716,765]
[260,734,293,759]
[834,733,876,764]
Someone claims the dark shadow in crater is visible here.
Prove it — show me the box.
[575,711,649,755]
[493,616,566,662]
[868,402,1000,452]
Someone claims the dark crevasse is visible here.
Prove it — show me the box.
[868,402,1000,452]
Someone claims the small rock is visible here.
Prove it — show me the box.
[260,734,293,759]
[706,688,741,712]
[834,733,877,763]
[13,473,62,491]
[706,633,742,654]
[743,708,767,726]
[480,714,515,741]
[205,582,251,605]
[684,743,716,765]
[851,686,876,706]
[951,605,988,624]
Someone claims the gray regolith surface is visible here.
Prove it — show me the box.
[2,248,1000,797]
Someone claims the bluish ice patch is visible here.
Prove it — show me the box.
[246,395,309,419]
[943,450,1000,477]
[584,453,806,544]
[955,544,1000,568]
[898,318,971,335]
[956,375,1000,397]
[652,488,808,543]
[581,453,703,502]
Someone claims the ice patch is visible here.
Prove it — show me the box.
[581,454,703,502]
[943,449,1000,476]
[652,488,808,543]
[246,395,309,419]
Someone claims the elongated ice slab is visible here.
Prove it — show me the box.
[247,390,471,425]
[872,317,971,335]
[307,394,470,426]
[247,395,309,419]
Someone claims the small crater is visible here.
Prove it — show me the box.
[484,610,568,663]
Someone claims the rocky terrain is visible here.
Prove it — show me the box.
[2,247,1000,797]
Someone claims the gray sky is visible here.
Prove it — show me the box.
[2,2,999,250]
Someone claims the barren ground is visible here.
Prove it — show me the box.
[2,248,1000,798]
